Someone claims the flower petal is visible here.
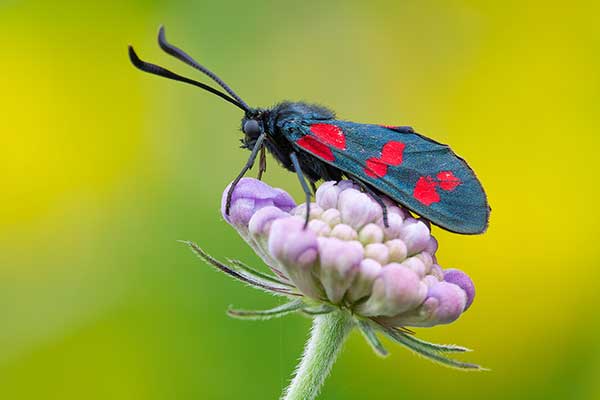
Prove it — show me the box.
[249,206,291,237]
[386,281,467,327]
[268,217,321,299]
[347,258,382,302]
[443,268,476,311]
[398,218,431,255]
[315,181,342,210]
[357,263,428,317]
[338,188,382,229]
[221,177,295,226]
[316,237,364,303]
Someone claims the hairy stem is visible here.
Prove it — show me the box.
[282,311,354,400]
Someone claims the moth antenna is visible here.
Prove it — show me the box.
[157,25,251,112]
[128,45,247,112]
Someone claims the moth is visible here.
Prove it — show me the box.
[129,27,490,234]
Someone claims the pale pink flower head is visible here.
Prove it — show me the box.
[187,178,482,370]
[220,178,475,328]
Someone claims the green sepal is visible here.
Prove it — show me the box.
[227,258,293,287]
[392,329,472,353]
[227,299,305,320]
[181,241,299,297]
[301,304,336,315]
[356,319,388,357]
[380,326,486,371]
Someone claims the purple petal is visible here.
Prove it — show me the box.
[248,206,290,237]
[382,213,405,240]
[316,237,364,303]
[330,223,358,241]
[338,188,382,229]
[424,281,468,325]
[347,258,382,302]
[357,263,428,317]
[382,280,466,327]
[400,256,427,278]
[425,236,438,255]
[221,178,296,226]
[359,223,384,244]
[364,243,389,265]
[268,216,321,299]
[430,263,444,280]
[443,268,476,311]
[386,239,408,262]
[398,218,431,255]
[315,181,341,210]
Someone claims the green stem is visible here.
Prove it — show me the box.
[282,311,354,400]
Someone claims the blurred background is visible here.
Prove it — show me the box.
[1,0,599,399]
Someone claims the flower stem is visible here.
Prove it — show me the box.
[282,311,354,400]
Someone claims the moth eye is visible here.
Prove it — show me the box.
[243,120,261,137]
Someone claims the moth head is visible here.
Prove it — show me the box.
[242,118,263,139]
[240,110,266,149]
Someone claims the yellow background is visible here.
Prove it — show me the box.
[1,1,599,399]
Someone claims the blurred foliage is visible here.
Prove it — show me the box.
[1,0,599,399]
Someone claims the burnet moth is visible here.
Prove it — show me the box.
[129,27,490,234]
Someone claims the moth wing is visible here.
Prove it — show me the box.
[281,119,489,234]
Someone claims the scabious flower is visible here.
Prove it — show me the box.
[220,178,474,328]
[185,178,484,399]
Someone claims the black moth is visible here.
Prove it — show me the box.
[129,27,490,234]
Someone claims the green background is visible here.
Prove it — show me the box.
[1,1,599,399]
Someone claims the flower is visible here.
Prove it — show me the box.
[185,177,483,371]
[220,178,474,328]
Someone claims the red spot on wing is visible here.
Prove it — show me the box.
[437,171,461,191]
[365,158,388,178]
[380,141,405,166]
[413,170,461,206]
[296,136,334,161]
[413,176,440,206]
[363,140,405,178]
[310,123,346,150]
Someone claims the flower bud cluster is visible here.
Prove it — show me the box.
[222,178,474,328]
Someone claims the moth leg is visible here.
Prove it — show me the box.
[225,133,266,215]
[257,146,267,180]
[310,181,317,195]
[290,152,312,229]
[353,179,389,228]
